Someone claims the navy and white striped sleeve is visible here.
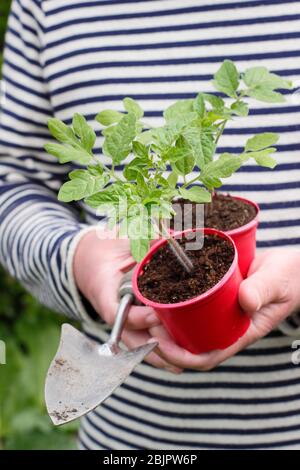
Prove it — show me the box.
[0,0,93,321]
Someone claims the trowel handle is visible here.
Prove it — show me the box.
[108,293,134,349]
[108,271,134,350]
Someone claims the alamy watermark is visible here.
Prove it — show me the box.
[94,201,205,251]
[0,340,6,365]
[291,340,300,365]
[0,79,7,109]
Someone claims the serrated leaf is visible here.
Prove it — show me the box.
[230,101,249,116]
[213,60,240,98]
[136,130,154,145]
[47,119,77,146]
[167,172,178,188]
[182,126,215,168]
[151,127,176,152]
[243,147,277,168]
[200,153,244,190]
[44,143,92,164]
[132,141,149,159]
[85,184,126,208]
[246,87,286,103]
[252,154,277,168]
[194,93,205,117]
[87,163,104,176]
[72,113,96,152]
[123,97,144,119]
[245,132,279,151]
[179,186,211,203]
[58,173,109,202]
[69,169,87,179]
[104,113,137,163]
[243,66,293,90]
[96,110,123,126]
[163,99,195,124]
[130,238,150,262]
[173,153,195,175]
[203,93,225,110]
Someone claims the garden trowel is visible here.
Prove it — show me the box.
[45,273,157,425]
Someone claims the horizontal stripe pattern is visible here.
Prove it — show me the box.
[1,0,300,450]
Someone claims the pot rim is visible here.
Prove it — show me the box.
[132,227,238,309]
[171,194,259,235]
[225,195,259,236]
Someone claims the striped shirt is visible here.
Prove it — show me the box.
[1,0,300,450]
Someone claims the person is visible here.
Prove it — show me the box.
[1,0,300,450]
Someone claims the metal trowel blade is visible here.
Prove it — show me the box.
[45,324,157,425]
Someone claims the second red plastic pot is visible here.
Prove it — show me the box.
[225,197,259,278]
[133,228,250,354]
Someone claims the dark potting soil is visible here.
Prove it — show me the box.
[138,234,234,304]
[170,193,257,232]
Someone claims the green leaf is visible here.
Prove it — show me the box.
[246,87,286,103]
[200,153,244,190]
[230,101,249,116]
[58,173,109,202]
[182,126,215,168]
[123,156,148,180]
[96,110,123,126]
[87,163,104,176]
[167,172,178,188]
[130,238,150,262]
[243,147,277,168]
[194,93,205,117]
[166,136,195,175]
[85,184,126,208]
[123,97,144,119]
[136,130,154,145]
[203,93,225,110]
[44,143,92,165]
[173,154,195,175]
[163,99,195,123]
[243,66,293,91]
[245,132,279,151]
[132,141,149,159]
[104,113,137,163]
[213,60,240,98]
[72,113,96,151]
[47,119,77,146]
[179,186,211,203]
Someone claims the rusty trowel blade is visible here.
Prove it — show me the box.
[45,324,157,426]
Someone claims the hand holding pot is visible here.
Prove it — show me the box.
[73,229,181,373]
[150,249,300,371]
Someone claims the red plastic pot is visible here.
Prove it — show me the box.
[171,196,259,278]
[132,228,250,354]
[225,196,259,278]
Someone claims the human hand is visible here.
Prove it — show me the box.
[73,229,182,373]
[149,249,300,371]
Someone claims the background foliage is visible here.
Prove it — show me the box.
[0,0,78,449]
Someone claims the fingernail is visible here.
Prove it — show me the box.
[146,313,160,326]
[147,338,159,344]
[254,292,262,311]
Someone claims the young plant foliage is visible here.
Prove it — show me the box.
[44,61,293,261]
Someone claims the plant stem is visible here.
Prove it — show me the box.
[182,173,201,189]
[214,120,227,146]
[153,218,194,274]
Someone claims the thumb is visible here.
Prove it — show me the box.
[239,268,283,314]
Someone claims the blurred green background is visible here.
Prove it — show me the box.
[0,0,78,449]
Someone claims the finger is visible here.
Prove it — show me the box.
[126,306,161,330]
[121,329,182,374]
[239,265,287,314]
[150,321,258,371]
